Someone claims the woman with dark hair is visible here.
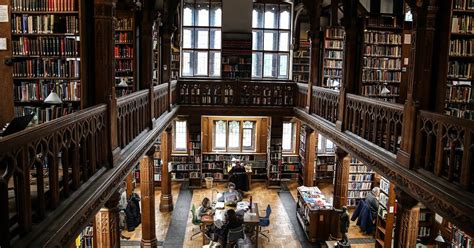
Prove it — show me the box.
[215,209,243,246]
[198,197,212,218]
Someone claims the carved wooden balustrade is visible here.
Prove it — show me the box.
[153,84,169,119]
[296,83,308,109]
[177,79,296,106]
[170,80,177,106]
[312,86,339,124]
[0,105,107,246]
[415,111,474,192]
[117,90,150,148]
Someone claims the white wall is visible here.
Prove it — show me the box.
[222,0,253,33]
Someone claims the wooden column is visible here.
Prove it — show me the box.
[160,127,173,212]
[331,147,350,238]
[394,189,421,248]
[125,172,134,199]
[303,0,322,114]
[331,0,339,26]
[336,0,362,131]
[303,127,316,186]
[397,0,440,168]
[140,149,158,247]
[139,1,155,128]
[94,0,119,166]
[0,0,13,127]
[95,192,121,248]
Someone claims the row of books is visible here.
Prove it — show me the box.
[349,174,373,182]
[324,40,343,49]
[115,32,133,43]
[323,60,342,68]
[12,0,78,11]
[453,0,474,9]
[12,15,79,34]
[171,156,194,163]
[379,191,389,208]
[203,154,265,162]
[14,105,75,124]
[348,190,369,199]
[348,182,372,190]
[323,78,341,88]
[316,164,334,172]
[362,70,401,82]
[171,163,200,171]
[202,163,224,170]
[364,46,402,57]
[446,86,472,102]
[451,15,474,33]
[323,68,343,78]
[116,18,133,30]
[324,50,343,59]
[282,156,299,163]
[365,16,400,28]
[13,59,80,78]
[418,227,431,238]
[12,37,79,56]
[347,198,363,207]
[202,173,224,180]
[453,227,473,247]
[115,60,133,72]
[282,164,299,172]
[171,172,201,180]
[448,61,474,78]
[349,165,374,173]
[14,81,80,101]
[114,46,134,58]
[363,58,401,69]
[364,32,402,45]
[325,28,344,39]
[419,212,431,222]
[450,39,474,56]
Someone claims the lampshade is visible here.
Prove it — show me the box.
[118,78,129,87]
[435,232,445,243]
[44,92,63,104]
[381,85,391,95]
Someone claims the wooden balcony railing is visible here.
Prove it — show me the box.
[344,94,404,154]
[177,79,296,106]
[117,90,150,148]
[296,83,308,109]
[153,84,169,119]
[312,86,339,124]
[415,110,474,192]
[0,105,107,246]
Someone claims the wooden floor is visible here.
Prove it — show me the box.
[121,181,375,248]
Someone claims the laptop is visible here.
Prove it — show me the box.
[1,114,34,137]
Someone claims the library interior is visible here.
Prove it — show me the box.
[1,0,474,247]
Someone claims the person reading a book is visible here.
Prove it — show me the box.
[217,182,242,206]
[198,197,214,217]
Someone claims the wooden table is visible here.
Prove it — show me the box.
[201,203,260,247]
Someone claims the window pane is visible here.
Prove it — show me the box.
[228,121,240,149]
[243,121,254,129]
[282,122,293,151]
[252,4,264,28]
[182,51,193,76]
[195,3,209,26]
[209,51,221,77]
[196,29,209,49]
[175,121,187,150]
[279,54,288,78]
[264,4,278,29]
[210,29,221,49]
[263,53,276,77]
[252,30,263,50]
[279,6,291,29]
[183,6,194,26]
[195,52,208,75]
[252,52,263,77]
[317,134,323,152]
[183,28,194,49]
[279,32,289,51]
[210,4,222,27]
[242,121,255,149]
[215,120,226,149]
[264,31,277,51]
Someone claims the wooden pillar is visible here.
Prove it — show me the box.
[303,0,322,114]
[126,172,134,199]
[95,192,121,248]
[397,0,440,168]
[160,127,173,212]
[303,126,316,186]
[331,0,339,26]
[140,149,158,247]
[331,147,350,238]
[336,0,362,131]
[94,0,119,166]
[139,1,155,128]
[0,0,13,127]
[394,189,421,248]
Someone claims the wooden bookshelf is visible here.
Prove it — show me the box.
[451,223,473,247]
[361,15,403,103]
[221,33,252,80]
[446,1,474,119]
[153,139,162,186]
[314,134,335,184]
[267,137,282,188]
[171,49,180,80]
[347,158,375,208]
[152,21,160,84]
[202,153,266,182]
[375,177,397,248]
[293,40,310,83]
[417,205,435,245]
[114,11,136,97]
[170,132,201,188]
[322,27,345,90]
[298,126,306,185]
[11,0,82,124]
[77,225,93,248]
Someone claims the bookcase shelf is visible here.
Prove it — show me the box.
[375,176,397,248]
[293,40,310,83]
[347,158,374,208]
[11,0,83,125]
[114,11,136,98]
[170,132,202,188]
[314,134,335,183]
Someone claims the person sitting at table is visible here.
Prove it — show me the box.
[217,182,242,206]
[228,158,249,192]
[198,197,213,218]
[215,209,243,247]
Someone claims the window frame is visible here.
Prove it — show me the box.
[181,0,222,78]
[173,120,188,154]
[251,2,293,79]
[282,121,297,154]
[211,118,258,152]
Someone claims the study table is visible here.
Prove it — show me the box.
[200,202,260,247]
